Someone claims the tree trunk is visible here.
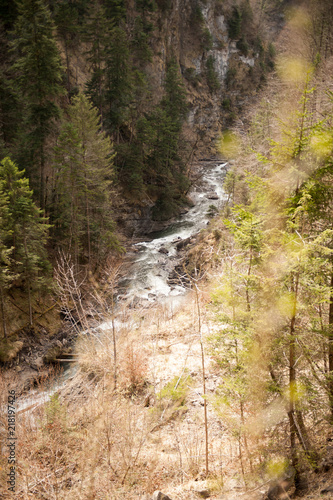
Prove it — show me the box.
[289,273,299,477]
[0,287,7,338]
[328,263,333,423]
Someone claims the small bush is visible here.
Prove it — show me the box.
[201,27,213,51]
[121,341,148,395]
[206,55,220,92]
[192,2,204,25]
[236,36,249,56]
[157,372,192,407]
[184,67,201,87]
[225,67,236,89]
[207,204,219,218]
[227,6,242,39]
[222,98,231,109]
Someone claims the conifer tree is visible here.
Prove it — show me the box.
[0,184,14,338]
[52,94,119,266]
[10,0,64,208]
[103,0,126,23]
[104,26,133,141]
[84,1,111,120]
[0,157,51,326]
[53,0,79,94]
[141,57,189,218]
[0,21,20,158]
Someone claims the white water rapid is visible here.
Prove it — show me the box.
[120,160,227,301]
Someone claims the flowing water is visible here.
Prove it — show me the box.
[17,160,227,413]
[119,160,227,301]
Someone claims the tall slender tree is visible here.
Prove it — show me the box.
[52,94,119,266]
[10,0,64,208]
[0,157,51,326]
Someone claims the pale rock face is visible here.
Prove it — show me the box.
[240,55,256,67]
[216,15,227,32]
[144,0,264,151]
[209,49,230,80]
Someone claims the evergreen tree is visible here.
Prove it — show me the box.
[103,0,126,23]
[53,0,80,94]
[0,157,51,326]
[0,21,20,158]
[10,0,65,208]
[138,57,189,218]
[104,26,133,141]
[52,93,119,266]
[0,183,14,338]
[84,1,111,120]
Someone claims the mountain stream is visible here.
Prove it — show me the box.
[17,159,228,414]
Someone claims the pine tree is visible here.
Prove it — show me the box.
[103,0,126,23]
[10,0,65,208]
[52,94,119,266]
[0,183,14,338]
[84,1,111,121]
[0,157,51,326]
[104,26,133,141]
[0,21,20,158]
[53,0,80,94]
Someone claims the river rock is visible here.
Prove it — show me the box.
[159,247,169,254]
[151,492,172,500]
[176,237,191,250]
[207,192,219,200]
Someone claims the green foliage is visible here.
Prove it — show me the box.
[227,6,242,39]
[104,0,126,23]
[192,2,204,25]
[206,55,220,92]
[132,15,154,65]
[104,27,133,137]
[0,157,51,325]
[84,1,111,116]
[184,67,201,88]
[236,36,249,56]
[225,67,236,89]
[10,0,65,206]
[222,98,231,110]
[135,0,156,12]
[0,0,18,30]
[157,372,192,407]
[52,93,120,264]
[44,393,67,433]
[201,27,213,51]
[207,204,218,218]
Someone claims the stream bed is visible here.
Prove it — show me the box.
[17,159,228,413]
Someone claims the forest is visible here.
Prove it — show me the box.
[1,0,333,499]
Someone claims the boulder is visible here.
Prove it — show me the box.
[159,247,169,255]
[176,237,191,251]
[207,192,219,200]
[151,492,172,500]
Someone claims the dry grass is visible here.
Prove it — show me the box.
[0,292,256,500]
[2,286,323,500]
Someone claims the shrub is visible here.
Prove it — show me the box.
[237,36,249,56]
[201,27,213,51]
[206,55,220,92]
[227,6,242,39]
